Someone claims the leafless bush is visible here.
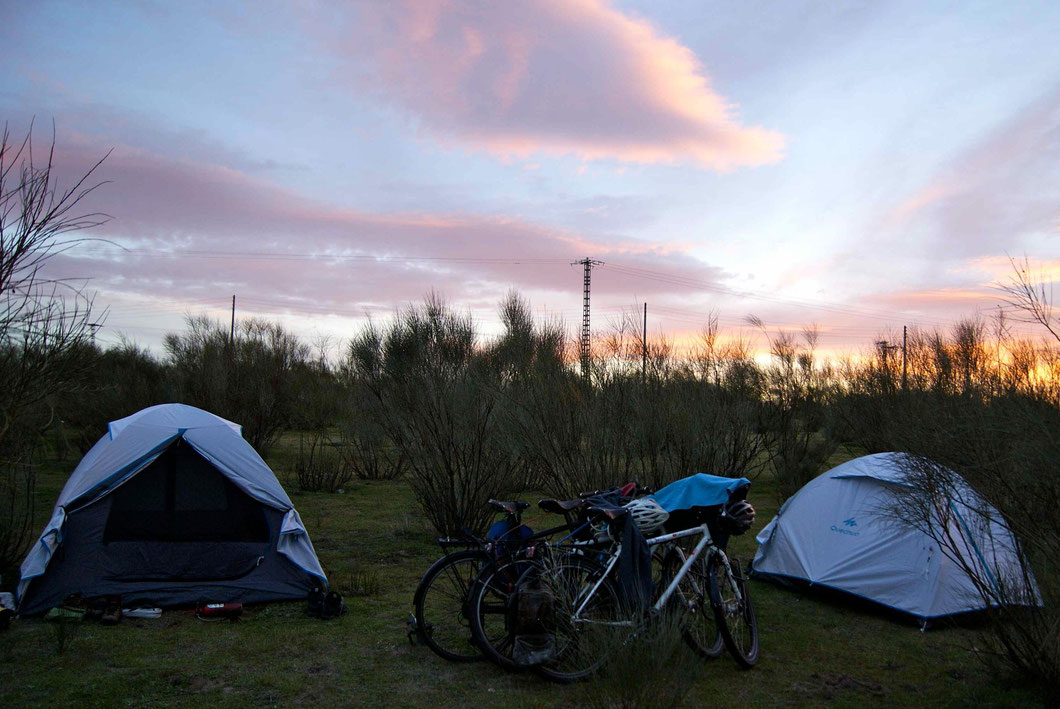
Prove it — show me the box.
[294,430,352,493]
[54,339,174,453]
[0,123,108,578]
[750,318,838,500]
[886,439,1058,697]
[164,316,313,454]
[346,294,520,536]
[509,369,637,497]
[509,308,776,496]
[334,377,406,481]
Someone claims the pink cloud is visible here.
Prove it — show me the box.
[42,135,729,316]
[330,0,783,168]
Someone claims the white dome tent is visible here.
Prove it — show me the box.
[751,452,1039,621]
[18,404,326,615]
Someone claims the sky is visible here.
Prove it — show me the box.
[2,0,1058,359]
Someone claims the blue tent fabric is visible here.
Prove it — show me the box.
[18,404,326,614]
[652,473,751,513]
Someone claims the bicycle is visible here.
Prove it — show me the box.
[411,486,637,662]
[409,500,533,662]
[522,502,758,682]
[463,488,648,671]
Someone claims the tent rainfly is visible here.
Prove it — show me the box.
[751,452,1039,620]
[18,404,326,615]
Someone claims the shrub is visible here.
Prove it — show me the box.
[294,430,353,493]
[335,380,406,481]
[750,321,838,501]
[0,125,107,579]
[164,316,313,454]
[54,340,175,453]
[345,295,520,536]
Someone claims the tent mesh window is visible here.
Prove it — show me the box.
[103,441,270,543]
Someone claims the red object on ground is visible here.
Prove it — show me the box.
[198,602,243,619]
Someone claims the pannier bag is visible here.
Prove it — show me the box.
[507,569,556,666]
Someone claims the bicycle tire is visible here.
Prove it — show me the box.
[534,555,623,683]
[413,548,490,662]
[467,556,533,672]
[661,547,724,659]
[708,555,759,668]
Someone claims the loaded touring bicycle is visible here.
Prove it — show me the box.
[411,474,759,682]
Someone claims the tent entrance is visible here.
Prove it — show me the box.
[103,440,269,544]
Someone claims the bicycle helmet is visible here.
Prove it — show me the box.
[623,498,670,535]
[720,499,755,535]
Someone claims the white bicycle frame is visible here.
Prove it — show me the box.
[571,522,742,624]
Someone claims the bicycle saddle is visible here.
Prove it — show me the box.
[586,503,629,522]
[488,499,531,515]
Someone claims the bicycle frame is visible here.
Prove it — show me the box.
[570,523,742,624]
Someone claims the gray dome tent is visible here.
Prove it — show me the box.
[752,452,1039,620]
[18,404,326,615]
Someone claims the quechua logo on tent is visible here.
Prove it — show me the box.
[830,517,860,536]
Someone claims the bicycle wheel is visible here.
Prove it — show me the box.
[412,549,489,662]
[708,554,759,668]
[662,547,724,659]
[467,556,532,672]
[534,555,624,683]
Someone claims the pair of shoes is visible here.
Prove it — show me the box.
[320,591,346,620]
[101,596,123,625]
[307,587,325,617]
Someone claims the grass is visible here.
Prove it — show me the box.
[0,440,1044,708]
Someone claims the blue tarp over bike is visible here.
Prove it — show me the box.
[652,473,751,512]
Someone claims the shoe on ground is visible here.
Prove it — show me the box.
[100,596,123,625]
[44,607,84,621]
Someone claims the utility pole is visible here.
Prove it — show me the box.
[642,302,647,381]
[230,295,236,347]
[902,325,908,391]
[571,258,603,382]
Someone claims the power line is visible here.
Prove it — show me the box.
[596,263,955,328]
[71,245,1027,343]
[73,245,569,265]
[73,243,992,328]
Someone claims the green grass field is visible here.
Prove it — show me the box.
[0,445,1042,708]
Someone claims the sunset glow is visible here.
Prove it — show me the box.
[2,1,1057,355]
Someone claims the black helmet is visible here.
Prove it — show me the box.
[721,500,755,535]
